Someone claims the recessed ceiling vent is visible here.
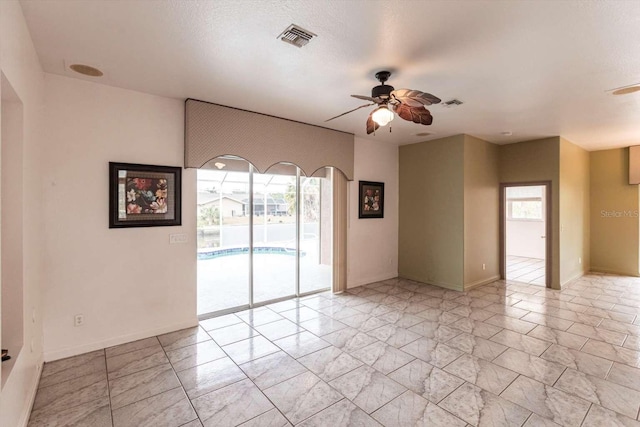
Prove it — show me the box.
[442,99,464,108]
[278,24,316,48]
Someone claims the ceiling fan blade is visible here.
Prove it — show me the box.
[325,103,376,122]
[351,94,382,103]
[394,103,433,125]
[366,112,380,135]
[391,89,441,107]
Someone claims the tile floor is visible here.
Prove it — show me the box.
[28,273,640,426]
[507,255,546,286]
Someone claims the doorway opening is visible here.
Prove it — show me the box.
[500,182,551,287]
[196,156,333,318]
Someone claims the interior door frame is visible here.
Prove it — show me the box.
[499,181,552,288]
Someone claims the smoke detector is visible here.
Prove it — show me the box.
[277,24,316,48]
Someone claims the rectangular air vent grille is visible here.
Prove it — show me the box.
[278,24,316,48]
[443,99,464,107]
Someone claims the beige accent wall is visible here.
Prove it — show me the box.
[590,148,639,276]
[499,137,561,288]
[559,138,590,285]
[464,135,500,288]
[399,135,465,290]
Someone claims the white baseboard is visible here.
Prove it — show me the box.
[560,271,586,288]
[17,358,43,427]
[464,275,501,291]
[397,274,463,292]
[347,272,398,289]
[589,267,640,278]
[43,318,198,362]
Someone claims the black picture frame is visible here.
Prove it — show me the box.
[109,162,182,228]
[358,181,384,219]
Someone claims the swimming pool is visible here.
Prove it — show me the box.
[197,246,305,260]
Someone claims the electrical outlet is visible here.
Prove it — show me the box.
[482,263,486,271]
[74,314,84,327]
[579,257,582,264]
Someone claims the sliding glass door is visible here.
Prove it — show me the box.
[197,158,333,318]
[253,164,298,304]
[300,169,333,294]
[196,159,251,315]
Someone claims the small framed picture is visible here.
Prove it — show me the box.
[358,181,384,219]
[109,162,182,228]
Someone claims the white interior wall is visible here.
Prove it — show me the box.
[506,220,546,259]
[42,74,197,361]
[347,137,399,288]
[0,1,46,426]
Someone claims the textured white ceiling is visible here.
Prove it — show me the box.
[19,0,640,150]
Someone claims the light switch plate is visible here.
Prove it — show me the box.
[170,233,188,244]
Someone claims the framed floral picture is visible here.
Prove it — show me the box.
[358,180,384,219]
[109,162,182,228]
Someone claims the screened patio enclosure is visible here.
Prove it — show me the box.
[197,156,333,317]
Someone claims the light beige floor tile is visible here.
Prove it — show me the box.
[527,325,588,350]
[237,408,291,427]
[490,329,550,356]
[239,351,307,390]
[443,353,518,395]
[109,364,180,410]
[446,333,508,361]
[555,368,640,419]
[39,350,106,388]
[389,358,463,403]
[28,397,112,427]
[581,339,640,367]
[112,387,196,427]
[31,372,108,420]
[500,375,590,426]
[208,322,259,346]
[439,382,531,426]
[329,365,406,414]
[263,371,343,424]
[493,348,566,385]
[297,399,380,427]
[566,323,627,346]
[157,327,211,351]
[581,404,640,427]
[165,340,226,372]
[371,390,466,427]
[273,331,330,359]
[607,362,640,392]
[297,346,362,382]
[106,345,169,380]
[540,344,612,378]
[192,379,273,427]
[400,337,463,368]
[177,357,247,399]
[222,336,280,364]
[253,318,304,341]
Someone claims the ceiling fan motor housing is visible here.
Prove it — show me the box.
[372,84,394,99]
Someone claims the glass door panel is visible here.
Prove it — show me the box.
[300,169,333,294]
[197,158,250,315]
[252,164,298,303]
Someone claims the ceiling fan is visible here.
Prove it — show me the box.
[326,71,441,134]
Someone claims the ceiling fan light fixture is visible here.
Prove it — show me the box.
[372,106,394,126]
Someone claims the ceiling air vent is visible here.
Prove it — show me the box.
[278,24,316,48]
[442,99,464,108]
